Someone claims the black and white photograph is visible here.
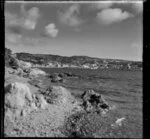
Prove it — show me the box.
[4,0,143,138]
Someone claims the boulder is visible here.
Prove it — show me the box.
[81,90,109,113]
[40,86,74,105]
[50,73,63,83]
[5,82,35,119]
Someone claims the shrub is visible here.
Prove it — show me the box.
[62,111,104,137]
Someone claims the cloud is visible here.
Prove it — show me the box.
[58,4,83,27]
[96,8,134,25]
[45,23,59,37]
[23,7,40,29]
[5,5,40,30]
[132,2,143,14]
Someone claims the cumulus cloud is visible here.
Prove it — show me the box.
[96,8,134,25]
[24,7,40,29]
[132,2,143,14]
[5,4,40,30]
[58,4,83,27]
[45,23,59,37]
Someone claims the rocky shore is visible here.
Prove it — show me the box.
[4,49,131,137]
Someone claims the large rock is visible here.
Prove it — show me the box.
[5,82,35,119]
[81,90,109,113]
[50,73,63,83]
[40,86,74,105]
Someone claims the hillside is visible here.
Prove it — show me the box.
[15,51,142,70]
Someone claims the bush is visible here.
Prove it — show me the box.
[62,111,104,137]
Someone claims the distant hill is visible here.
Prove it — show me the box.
[5,48,142,70]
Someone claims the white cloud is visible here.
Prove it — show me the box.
[5,5,40,30]
[132,2,143,14]
[58,4,83,27]
[45,23,59,37]
[96,8,134,25]
[23,7,40,29]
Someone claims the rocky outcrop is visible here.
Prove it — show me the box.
[49,72,78,83]
[49,73,63,83]
[4,82,52,120]
[40,86,74,105]
[5,60,46,78]
[29,68,46,77]
[5,82,35,119]
[81,90,109,113]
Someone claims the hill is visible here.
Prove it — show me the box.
[5,48,142,70]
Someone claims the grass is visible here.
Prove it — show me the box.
[61,109,142,138]
[40,67,142,138]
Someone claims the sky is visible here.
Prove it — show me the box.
[5,1,143,61]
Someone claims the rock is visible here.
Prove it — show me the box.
[40,86,74,105]
[5,82,35,119]
[81,90,109,113]
[29,68,46,77]
[34,94,48,109]
[50,73,63,83]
